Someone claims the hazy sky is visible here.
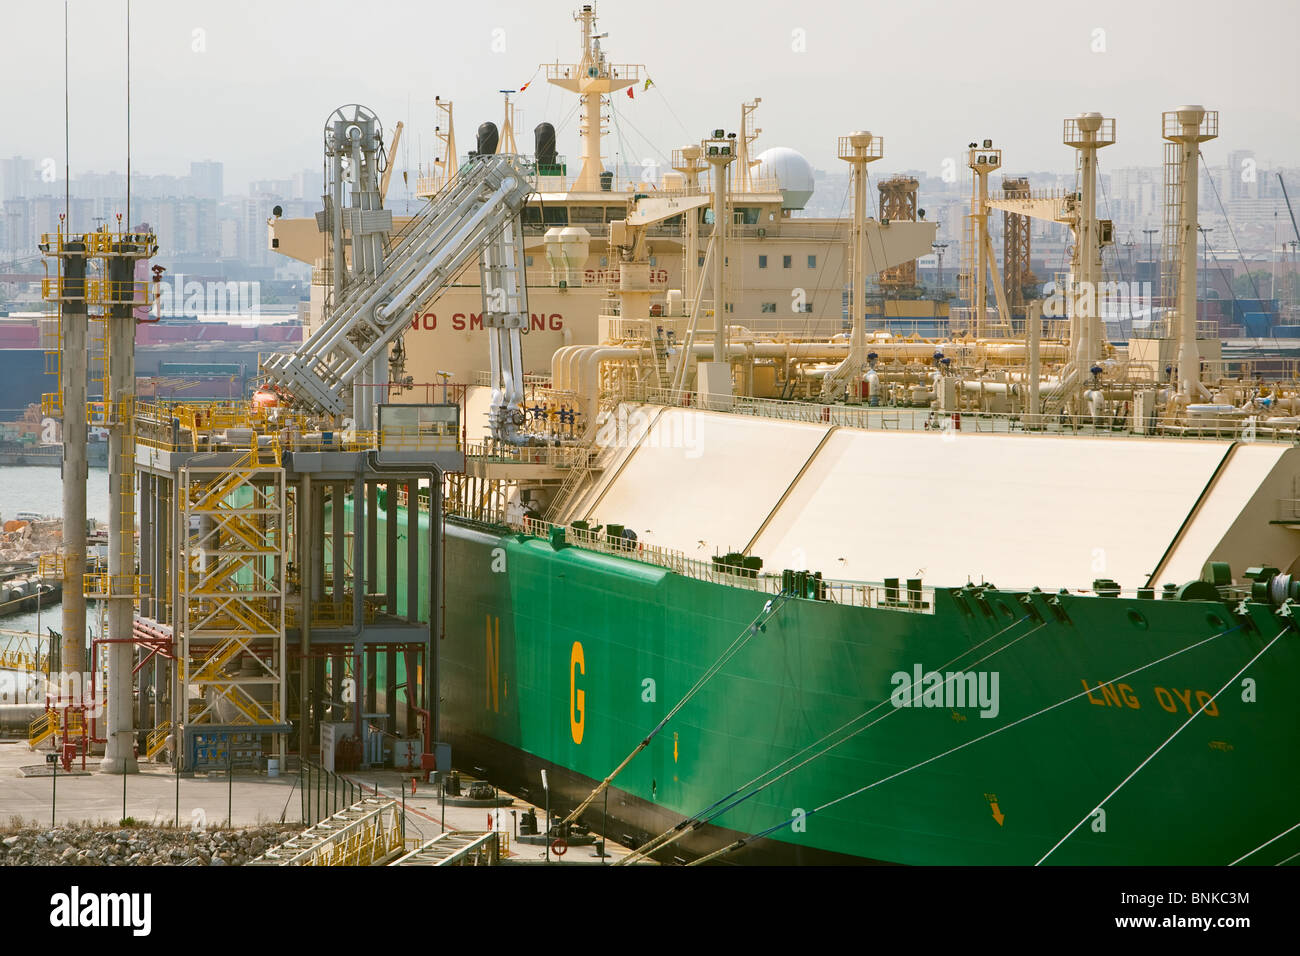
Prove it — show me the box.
[4,0,1298,192]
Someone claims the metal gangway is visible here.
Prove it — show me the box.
[260,155,534,417]
[390,829,506,866]
[248,797,404,866]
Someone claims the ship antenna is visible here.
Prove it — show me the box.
[125,0,132,226]
[64,1,71,225]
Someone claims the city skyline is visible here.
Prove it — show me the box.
[4,0,1298,196]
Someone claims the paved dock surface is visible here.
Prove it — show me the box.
[0,739,638,864]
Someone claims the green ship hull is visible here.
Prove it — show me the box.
[439,519,1300,864]
[370,504,1300,865]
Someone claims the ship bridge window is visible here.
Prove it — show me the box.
[522,206,542,224]
[542,206,568,225]
[571,206,603,223]
[733,207,761,225]
[605,207,625,222]
[662,214,682,228]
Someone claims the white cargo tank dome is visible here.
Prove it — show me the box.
[755,147,814,211]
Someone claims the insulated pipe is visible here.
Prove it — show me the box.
[551,346,582,391]
[376,178,517,323]
[959,380,1018,395]
[551,340,1071,386]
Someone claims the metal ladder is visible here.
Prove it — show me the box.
[391,830,503,866]
[248,797,402,866]
[651,330,672,390]
[545,447,598,523]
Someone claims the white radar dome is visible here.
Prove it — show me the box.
[755,147,814,211]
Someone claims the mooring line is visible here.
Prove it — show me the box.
[622,612,1045,864]
[689,623,1246,865]
[1038,623,1289,865]
[1230,819,1300,866]
[560,593,792,826]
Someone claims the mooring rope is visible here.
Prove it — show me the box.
[621,611,1044,865]
[689,622,1247,865]
[559,593,791,826]
[1038,622,1292,865]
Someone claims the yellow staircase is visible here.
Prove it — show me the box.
[145,721,173,760]
[27,709,85,750]
[27,710,58,749]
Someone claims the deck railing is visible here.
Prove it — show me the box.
[456,513,940,614]
[613,385,1300,444]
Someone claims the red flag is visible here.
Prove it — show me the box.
[626,86,634,99]
[519,81,530,92]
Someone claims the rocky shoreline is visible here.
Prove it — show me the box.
[0,823,299,866]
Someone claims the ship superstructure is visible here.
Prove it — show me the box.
[268,4,939,398]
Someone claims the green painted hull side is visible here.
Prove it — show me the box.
[404,514,1298,865]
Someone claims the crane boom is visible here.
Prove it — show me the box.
[380,121,404,203]
[1279,173,1300,246]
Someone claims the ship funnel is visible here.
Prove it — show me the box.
[477,122,500,156]
[535,123,557,167]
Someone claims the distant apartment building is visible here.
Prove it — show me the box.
[189,161,224,201]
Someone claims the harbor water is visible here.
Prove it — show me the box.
[0,464,110,637]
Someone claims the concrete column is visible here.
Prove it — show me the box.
[101,254,138,774]
[60,242,88,683]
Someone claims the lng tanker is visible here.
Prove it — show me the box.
[249,5,1300,865]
